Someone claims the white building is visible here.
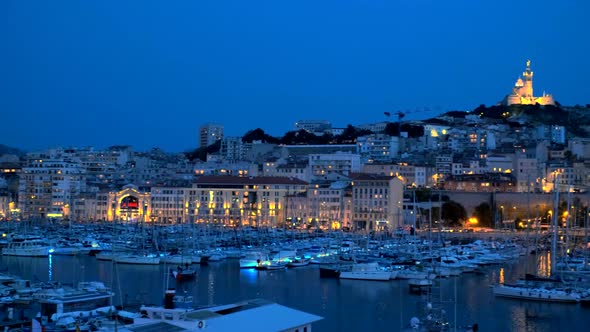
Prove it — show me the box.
[309,152,361,181]
[350,173,403,231]
[219,136,249,162]
[18,158,86,219]
[513,148,540,192]
[357,134,399,162]
[551,125,566,144]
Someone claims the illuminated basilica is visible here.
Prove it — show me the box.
[501,60,555,106]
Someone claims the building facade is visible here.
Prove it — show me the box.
[199,123,224,149]
[350,174,403,231]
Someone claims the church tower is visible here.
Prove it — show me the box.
[522,59,533,100]
[501,59,554,106]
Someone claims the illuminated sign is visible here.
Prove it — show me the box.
[121,196,139,210]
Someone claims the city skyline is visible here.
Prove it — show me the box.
[1,0,589,151]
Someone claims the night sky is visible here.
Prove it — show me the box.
[1,0,588,152]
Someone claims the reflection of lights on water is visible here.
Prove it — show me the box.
[208,270,215,305]
[240,268,258,284]
[48,254,53,281]
[537,252,551,277]
[499,268,504,284]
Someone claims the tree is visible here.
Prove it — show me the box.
[242,128,279,144]
[184,140,221,162]
[473,202,493,228]
[441,201,467,227]
[335,125,372,144]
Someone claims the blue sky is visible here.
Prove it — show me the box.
[1,0,588,152]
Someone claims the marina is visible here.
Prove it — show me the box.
[0,222,589,331]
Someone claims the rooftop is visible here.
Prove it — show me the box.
[194,176,308,185]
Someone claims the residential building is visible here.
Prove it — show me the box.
[350,173,403,231]
[199,123,224,149]
[309,152,361,181]
[18,157,86,220]
[188,176,308,226]
[294,120,332,135]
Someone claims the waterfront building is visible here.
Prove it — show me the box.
[501,60,555,106]
[189,176,308,226]
[306,181,348,229]
[350,173,403,231]
[150,185,188,224]
[18,157,86,220]
[105,184,152,222]
[199,123,224,149]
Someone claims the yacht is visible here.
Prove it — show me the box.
[493,283,584,302]
[2,238,50,257]
[340,262,392,281]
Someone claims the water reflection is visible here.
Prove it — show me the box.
[48,254,53,281]
[1,254,589,332]
[537,252,551,277]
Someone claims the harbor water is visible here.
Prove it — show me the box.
[1,253,589,331]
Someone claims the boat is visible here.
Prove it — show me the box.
[319,265,342,278]
[36,282,114,320]
[340,262,392,281]
[255,260,287,271]
[2,238,50,257]
[170,265,197,281]
[114,253,160,265]
[492,283,584,303]
[286,258,310,268]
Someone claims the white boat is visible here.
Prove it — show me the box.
[160,254,192,265]
[2,239,50,257]
[493,283,583,303]
[255,260,287,271]
[396,268,434,280]
[50,246,81,256]
[36,282,114,320]
[286,258,310,268]
[95,251,116,261]
[115,253,160,265]
[340,262,391,281]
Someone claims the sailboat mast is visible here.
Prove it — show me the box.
[550,173,560,278]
